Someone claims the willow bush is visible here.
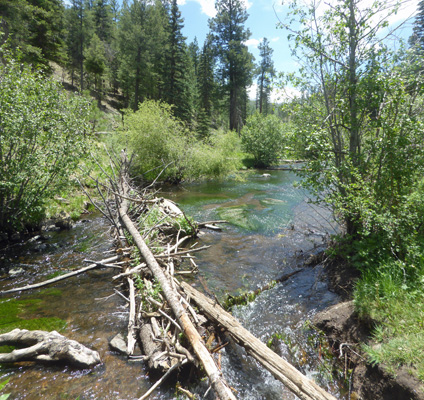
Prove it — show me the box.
[122,100,241,182]
[0,51,91,234]
[241,112,285,168]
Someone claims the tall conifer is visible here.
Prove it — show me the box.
[209,0,254,132]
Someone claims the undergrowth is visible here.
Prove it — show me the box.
[334,230,424,382]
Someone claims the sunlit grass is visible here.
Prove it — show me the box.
[355,259,424,381]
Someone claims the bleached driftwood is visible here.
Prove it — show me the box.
[116,156,236,400]
[0,329,101,368]
[181,281,337,400]
[0,255,120,296]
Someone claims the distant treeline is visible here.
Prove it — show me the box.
[0,0,276,134]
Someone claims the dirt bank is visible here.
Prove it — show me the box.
[313,260,424,400]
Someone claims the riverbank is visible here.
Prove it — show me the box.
[314,257,424,400]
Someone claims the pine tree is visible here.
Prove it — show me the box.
[0,0,65,70]
[118,0,148,109]
[256,38,275,115]
[65,0,85,90]
[410,1,424,52]
[197,36,216,136]
[209,0,254,132]
[93,0,113,42]
[163,0,192,122]
[84,33,106,104]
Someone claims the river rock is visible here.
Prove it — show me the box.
[54,211,74,230]
[109,333,127,355]
[261,173,271,177]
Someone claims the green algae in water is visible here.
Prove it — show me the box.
[217,205,256,231]
[260,198,287,206]
[45,270,69,280]
[0,298,66,335]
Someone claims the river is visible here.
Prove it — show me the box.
[0,169,345,399]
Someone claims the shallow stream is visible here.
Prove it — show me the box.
[0,169,345,399]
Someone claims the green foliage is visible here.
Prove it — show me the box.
[0,0,65,70]
[0,50,91,233]
[0,378,10,400]
[185,130,242,180]
[134,275,162,312]
[123,100,191,182]
[209,0,254,132]
[355,258,424,380]
[256,38,275,115]
[173,215,197,237]
[122,100,241,182]
[241,112,285,167]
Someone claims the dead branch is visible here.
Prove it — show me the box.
[117,154,236,400]
[0,255,120,295]
[154,245,210,258]
[0,329,100,368]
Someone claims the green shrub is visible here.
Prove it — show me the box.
[241,112,285,167]
[186,130,242,179]
[122,100,192,182]
[122,101,241,182]
[0,50,91,233]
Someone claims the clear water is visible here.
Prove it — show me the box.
[0,169,344,399]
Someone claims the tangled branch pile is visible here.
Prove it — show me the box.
[93,152,235,399]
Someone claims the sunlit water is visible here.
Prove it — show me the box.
[0,169,344,399]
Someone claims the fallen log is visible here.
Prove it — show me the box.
[181,281,337,400]
[0,329,101,368]
[0,255,120,295]
[117,177,236,400]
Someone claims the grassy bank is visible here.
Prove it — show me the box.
[332,233,424,382]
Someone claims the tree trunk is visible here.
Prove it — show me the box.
[116,155,236,400]
[181,282,338,400]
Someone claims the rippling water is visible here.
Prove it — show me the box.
[0,169,344,399]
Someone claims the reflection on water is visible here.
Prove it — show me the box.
[0,169,343,399]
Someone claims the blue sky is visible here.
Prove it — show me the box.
[177,0,419,100]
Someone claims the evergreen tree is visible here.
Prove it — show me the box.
[256,38,275,115]
[93,0,113,42]
[410,0,424,57]
[64,0,94,90]
[0,0,65,69]
[118,0,148,109]
[197,36,216,136]
[110,0,120,23]
[143,0,169,100]
[163,0,192,122]
[209,0,254,132]
[188,37,200,78]
[84,33,106,104]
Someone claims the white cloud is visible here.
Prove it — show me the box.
[248,83,302,103]
[271,37,280,42]
[196,0,217,17]
[245,38,261,47]
[179,0,253,18]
